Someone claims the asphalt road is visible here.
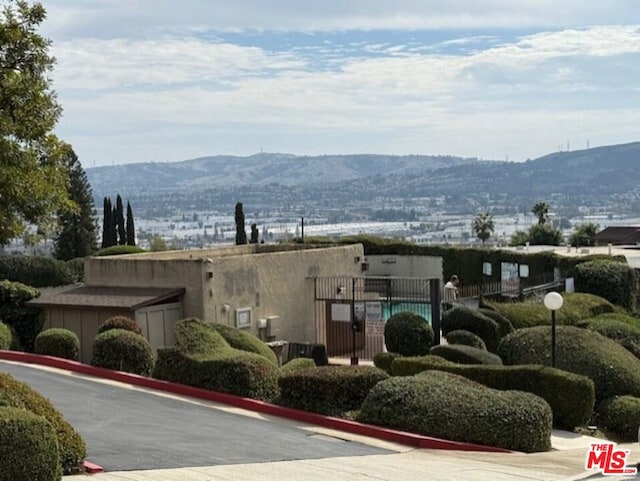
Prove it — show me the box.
[0,361,391,472]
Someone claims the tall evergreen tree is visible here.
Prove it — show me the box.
[111,203,118,246]
[126,201,136,246]
[101,197,110,248]
[250,223,259,244]
[235,202,247,245]
[54,146,97,260]
[116,194,126,245]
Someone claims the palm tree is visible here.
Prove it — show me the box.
[472,212,495,245]
[532,202,549,225]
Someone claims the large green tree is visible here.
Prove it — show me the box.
[472,212,494,245]
[569,222,598,248]
[531,202,549,225]
[235,202,247,245]
[126,201,135,246]
[53,145,97,259]
[0,1,70,244]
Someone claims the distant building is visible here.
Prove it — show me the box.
[595,226,640,246]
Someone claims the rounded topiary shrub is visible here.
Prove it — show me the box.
[429,344,502,365]
[211,323,277,365]
[278,365,390,416]
[442,305,500,352]
[0,373,86,475]
[478,308,515,338]
[35,329,80,360]
[279,357,316,374]
[0,407,61,481]
[445,329,487,350]
[357,371,552,453]
[0,322,11,350]
[498,326,640,403]
[391,354,454,376]
[373,351,403,374]
[97,316,143,336]
[597,395,640,442]
[576,260,637,311]
[91,329,155,376]
[384,312,433,356]
[578,318,640,359]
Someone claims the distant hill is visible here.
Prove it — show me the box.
[86,152,476,198]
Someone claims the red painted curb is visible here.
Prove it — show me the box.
[83,460,104,474]
[0,350,512,454]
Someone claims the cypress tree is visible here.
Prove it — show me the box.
[250,223,259,244]
[126,201,136,246]
[235,202,247,245]
[111,203,118,247]
[116,194,126,245]
[101,197,110,248]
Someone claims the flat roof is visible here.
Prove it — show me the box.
[27,285,185,310]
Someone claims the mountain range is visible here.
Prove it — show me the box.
[86,141,640,217]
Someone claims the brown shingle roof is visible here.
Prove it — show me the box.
[27,285,184,310]
[595,226,640,245]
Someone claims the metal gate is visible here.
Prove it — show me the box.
[314,276,441,363]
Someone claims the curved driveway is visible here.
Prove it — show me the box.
[0,361,392,472]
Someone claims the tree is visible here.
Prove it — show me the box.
[532,202,549,225]
[101,197,111,248]
[126,201,135,246]
[115,194,125,245]
[569,222,598,248]
[472,212,494,245]
[0,1,71,245]
[235,202,247,245]
[528,223,563,246]
[249,223,259,244]
[509,230,529,246]
[149,234,167,251]
[54,145,97,259]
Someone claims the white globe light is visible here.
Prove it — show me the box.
[544,291,564,311]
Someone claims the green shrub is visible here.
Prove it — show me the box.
[384,311,433,356]
[429,344,502,365]
[97,315,143,336]
[391,355,593,430]
[154,348,279,401]
[279,357,316,374]
[576,260,637,310]
[578,318,640,359]
[0,280,43,351]
[65,257,85,283]
[585,312,640,329]
[278,365,390,416]
[211,323,277,365]
[490,292,615,329]
[442,306,500,352]
[0,372,86,475]
[597,395,640,442]
[498,326,640,403]
[373,351,403,374]
[153,318,279,401]
[478,308,515,338]
[0,322,11,350]
[445,330,487,350]
[94,245,146,256]
[0,407,61,481]
[35,329,79,360]
[91,329,155,376]
[0,255,75,287]
[357,371,552,453]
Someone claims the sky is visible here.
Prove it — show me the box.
[33,1,640,166]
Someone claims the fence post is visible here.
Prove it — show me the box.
[430,278,442,345]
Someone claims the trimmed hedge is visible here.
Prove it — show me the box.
[35,329,80,360]
[153,318,279,401]
[578,318,640,359]
[279,357,316,374]
[445,330,487,350]
[211,323,278,365]
[384,311,433,356]
[357,370,552,453]
[97,316,143,336]
[585,312,640,329]
[575,259,637,311]
[91,329,155,376]
[597,395,640,442]
[94,245,146,256]
[373,351,403,374]
[0,407,61,481]
[478,308,515,338]
[0,322,11,350]
[0,255,75,287]
[391,355,593,430]
[429,344,502,365]
[0,372,86,475]
[0,280,43,352]
[278,365,390,416]
[490,292,615,329]
[498,326,640,403]
[442,306,500,352]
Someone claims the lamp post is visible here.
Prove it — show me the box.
[544,291,564,367]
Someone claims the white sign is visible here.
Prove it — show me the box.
[365,302,383,322]
[331,303,351,322]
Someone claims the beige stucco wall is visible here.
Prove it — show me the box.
[366,255,443,279]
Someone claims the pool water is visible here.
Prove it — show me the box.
[382,302,431,323]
